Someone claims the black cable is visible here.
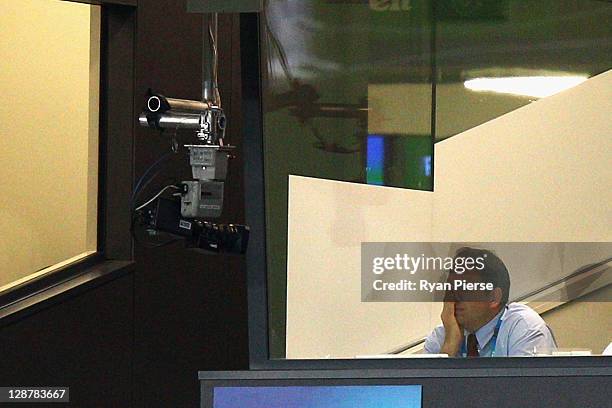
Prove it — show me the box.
[131,168,164,205]
[134,185,180,212]
[130,150,185,248]
[131,152,176,208]
[131,208,183,249]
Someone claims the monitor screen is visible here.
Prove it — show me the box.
[212,385,422,408]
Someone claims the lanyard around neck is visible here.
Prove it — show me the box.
[460,312,504,357]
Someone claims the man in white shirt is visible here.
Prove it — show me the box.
[424,247,557,357]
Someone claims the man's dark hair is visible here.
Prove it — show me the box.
[454,247,511,305]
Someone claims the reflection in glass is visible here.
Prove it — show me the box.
[260,0,612,360]
[463,75,588,98]
[261,0,434,357]
[435,0,612,139]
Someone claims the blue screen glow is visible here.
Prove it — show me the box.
[213,385,422,408]
[422,155,432,177]
[366,135,385,185]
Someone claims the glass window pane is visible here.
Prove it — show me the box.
[0,0,100,292]
[261,0,435,358]
[260,0,611,361]
[436,0,612,140]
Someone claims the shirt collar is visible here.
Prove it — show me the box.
[467,307,505,350]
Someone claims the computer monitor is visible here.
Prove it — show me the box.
[200,371,422,408]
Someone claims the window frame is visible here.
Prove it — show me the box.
[0,0,137,322]
[240,11,612,374]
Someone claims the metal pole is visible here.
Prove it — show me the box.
[202,13,218,105]
[139,112,203,129]
[147,95,210,113]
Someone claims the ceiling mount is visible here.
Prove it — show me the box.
[187,0,262,13]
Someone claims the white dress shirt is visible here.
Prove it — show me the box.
[424,302,557,357]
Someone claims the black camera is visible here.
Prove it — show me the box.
[144,197,249,255]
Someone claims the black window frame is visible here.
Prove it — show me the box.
[0,0,137,323]
[240,11,612,374]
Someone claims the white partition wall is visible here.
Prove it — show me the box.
[285,70,612,359]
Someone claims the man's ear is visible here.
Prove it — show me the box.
[489,288,503,308]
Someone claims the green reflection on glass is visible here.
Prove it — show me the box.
[261,0,434,358]
[435,0,612,140]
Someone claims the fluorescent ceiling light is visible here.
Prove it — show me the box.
[464,76,588,98]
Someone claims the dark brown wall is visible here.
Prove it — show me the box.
[132,2,248,407]
[0,272,134,407]
[0,2,248,408]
